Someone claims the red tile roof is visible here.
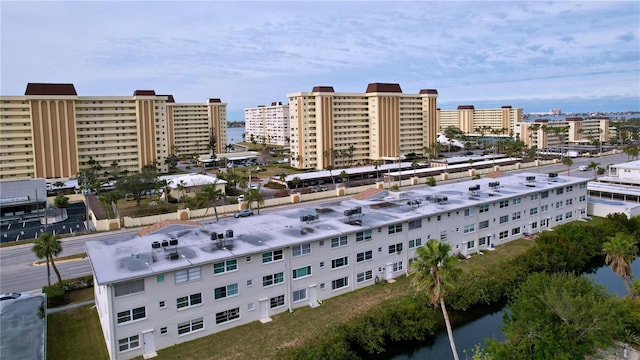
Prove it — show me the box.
[365,83,402,93]
[25,83,77,96]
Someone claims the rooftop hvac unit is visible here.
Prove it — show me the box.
[548,173,558,182]
[217,233,224,240]
[161,240,169,248]
[407,199,422,206]
[468,185,481,192]
[354,206,362,214]
[169,238,178,246]
[343,209,353,216]
[226,229,234,238]
[151,241,161,249]
[169,252,179,260]
[425,195,433,202]
[210,233,217,241]
[526,176,536,182]
[489,181,500,189]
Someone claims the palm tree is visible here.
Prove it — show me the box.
[410,240,462,360]
[603,233,638,297]
[177,180,187,208]
[245,186,265,214]
[200,182,223,220]
[292,176,301,189]
[32,232,63,285]
[373,161,381,181]
[587,161,600,180]
[339,170,348,184]
[325,165,336,185]
[562,156,573,175]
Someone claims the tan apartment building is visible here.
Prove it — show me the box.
[438,105,523,137]
[287,83,438,170]
[0,83,227,181]
[167,99,228,159]
[518,118,609,149]
[244,101,290,146]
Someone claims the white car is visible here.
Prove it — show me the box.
[0,292,33,301]
[579,165,588,171]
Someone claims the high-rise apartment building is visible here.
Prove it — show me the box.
[517,118,609,149]
[438,105,523,136]
[0,83,227,181]
[287,83,438,170]
[244,101,290,146]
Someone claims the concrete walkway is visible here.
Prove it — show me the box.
[47,299,95,314]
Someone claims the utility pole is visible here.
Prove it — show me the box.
[397,145,402,188]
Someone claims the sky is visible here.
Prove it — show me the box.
[1,1,639,120]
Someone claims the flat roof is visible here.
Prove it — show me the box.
[0,179,47,206]
[588,181,640,197]
[611,160,640,170]
[0,295,46,360]
[86,172,587,285]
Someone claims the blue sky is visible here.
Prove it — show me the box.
[2,1,639,120]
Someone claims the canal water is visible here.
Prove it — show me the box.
[378,259,640,360]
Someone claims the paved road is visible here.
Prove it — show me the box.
[0,153,624,294]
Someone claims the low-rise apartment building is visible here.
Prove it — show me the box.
[438,105,523,136]
[286,83,438,170]
[517,117,609,149]
[0,83,227,181]
[86,172,588,359]
[244,102,290,146]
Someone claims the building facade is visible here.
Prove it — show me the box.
[86,172,588,359]
[244,102,290,146]
[438,105,523,137]
[0,83,227,181]
[517,118,609,149]
[286,83,438,170]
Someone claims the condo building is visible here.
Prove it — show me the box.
[286,83,439,170]
[0,83,227,181]
[438,105,523,136]
[517,117,609,149]
[86,172,588,359]
[244,102,290,146]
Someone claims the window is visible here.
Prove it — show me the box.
[437,215,442,221]
[331,256,349,269]
[293,288,307,302]
[499,230,509,239]
[245,256,252,262]
[388,223,402,234]
[216,308,240,324]
[270,295,285,308]
[463,224,475,233]
[579,195,586,202]
[215,284,239,300]
[467,241,475,249]
[566,199,573,205]
[566,211,573,219]
[175,267,201,283]
[499,200,509,208]
[511,227,520,235]
[157,274,164,282]
[479,220,489,229]
[556,187,564,195]
[388,243,403,254]
[356,250,373,262]
[555,201,563,209]
[263,272,284,287]
[393,261,403,272]
[499,215,509,224]
[357,270,373,283]
[408,238,422,248]
[408,219,422,229]
[530,207,538,215]
[512,197,521,205]
[160,327,168,335]
[332,276,349,290]
[531,221,538,229]
[177,293,202,309]
[464,208,475,217]
[213,259,238,274]
[530,193,539,201]
[479,204,489,213]
[478,236,487,246]
[356,230,372,241]
[262,250,283,263]
[566,185,573,192]
[118,335,140,352]
[541,191,549,198]
[178,318,204,335]
[159,301,166,308]
[117,306,146,324]
[541,218,548,227]
[292,244,311,257]
[331,236,348,248]
[114,279,144,297]
[541,204,549,213]
[440,231,447,240]
[512,211,521,221]
[292,265,312,279]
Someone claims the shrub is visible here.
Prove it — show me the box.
[43,283,67,307]
[426,176,436,186]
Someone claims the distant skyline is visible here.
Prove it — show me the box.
[2,1,638,120]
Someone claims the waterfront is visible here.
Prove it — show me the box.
[383,259,640,359]
[227,126,245,144]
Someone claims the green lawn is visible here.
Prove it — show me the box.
[48,239,534,360]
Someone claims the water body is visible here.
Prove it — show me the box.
[382,259,640,360]
[227,127,245,144]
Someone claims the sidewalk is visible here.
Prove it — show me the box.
[47,299,95,314]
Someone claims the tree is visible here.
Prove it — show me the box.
[209,128,217,157]
[177,180,187,208]
[114,171,158,206]
[32,232,63,286]
[98,191,121,219]
[325,165,336,185]
[603,233,638,297]
[444,126,464,153]
[339,170,348,184]
[199,182,223,221]
[587,161,600,180]
[373,161,381,181]
[292,176,301,189]
[562,156,573,175]
[410,240,461,360]
[53,195,69,209]
[411,159,419,177]
[486,272,626,359]
[245,186,265,214]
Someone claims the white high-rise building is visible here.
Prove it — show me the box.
[244,102,289,146]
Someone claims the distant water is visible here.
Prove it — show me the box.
[227,127,245,144]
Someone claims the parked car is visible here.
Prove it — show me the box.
[237,195,245,202]
[234,209,254,218]
[579,165,588,171]
[250,184,258,190]
[463,150,474,156]
[0,292,32,301]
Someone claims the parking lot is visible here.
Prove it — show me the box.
[0,202,88,243]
